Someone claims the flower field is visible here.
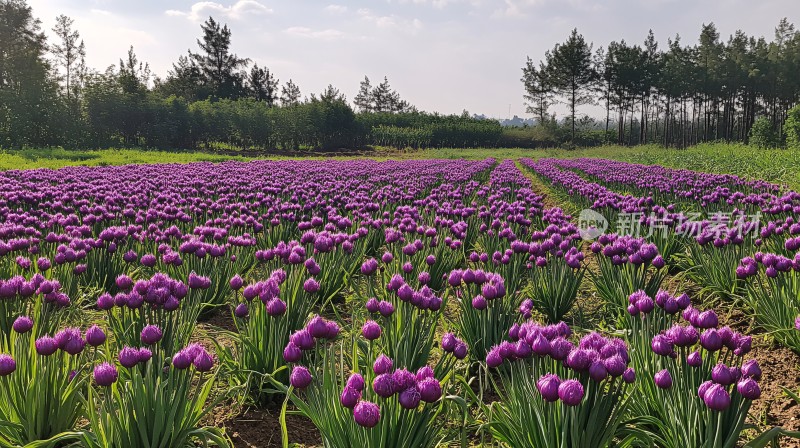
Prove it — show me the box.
[0,156,798,447]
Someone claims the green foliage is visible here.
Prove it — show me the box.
[786,105,800,150]
[749,117,778,149]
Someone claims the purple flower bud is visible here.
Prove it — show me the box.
[604,355,627,377]
[119,346,140,368]
[373,373,395,398]
[266,298,287,317]
[234,303,249,318]
[307,316,329,339]
[703,383,731,411]
[290,329,315,350]
[229,275,244,291]
[654,369,673,389]
[378,301,394,317]
[283,343,302,363]
[417,378,442,402]
[290,366,312,389]
[711,364,736,386]
[567,349,591,372]
[741,359,762,380]
[697,310,719,329]
[340,386,361,408]
[303,278,320,293]
[700,329,723,352]
[12,316,33,334]
[137,347,152,363]
[140,325,163,345]
[651,335,674,357]
[365,297,380,313]
[0,354,16,376]
[441,333,457,352]
[622,367,636,383]
[85,325,106,346]
[361,320,382,341]
[373,354,393,375]
[453,342,468,360]
[737,378,761,400]
[93,362,118,386]
[471,295,488,310]
[398,387,421,409]
[416,366,434,382]
[172,350,193,369]
[193,348,214,372]
[347,373,365,391]
[115,275,133,291]
[537,374,561,402]
[557,379,584,406]
[687,351,703,367]
[353,401,380,428]
[589,360,609,382]
[486,348,503,368]
[35,336,58,356]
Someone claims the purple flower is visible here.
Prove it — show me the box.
[283,343,302,363]
[193,348,214,372]
[700,329,723,352]
[347,373,365,391]
[234,303,249,318]
[0,354,16,376]
[373,354,393,375]
[116,275,133,291]
[361,320,382,341]
[266,298,287,317]
[651,335,674,357]
[35,336,58,356]
[557,380,584,406]
[303,278,320,294]
[417,378,442,402]
[737,378,761,400]
[536,374,561,402]
[366,298,380,313]
[697,310,719,329]
[229,275,244,291]
[93,362,118,386]
[119,347,140,368]
[741,359,762,380]
[622,368,636,384]
[378,301,394,317]
[140,325,163,345]
[373,373,395,398]
[353,401,380,428]
[399,387,421,409]
[687,351,703,368]
[703,383,731,411]
[589,361,608,382]
[85,325,106,347]
[441,333,457,352]
[290,366,312,389]
[137,347,152,363]
[603,355,627,377]
[711,364,736,386]
[307,316,329,339]
[654,369,673,389]
[471,295,488,310]
[172,350,193,369]
[453,342,468,360]
[340,386,361,408]
[290,330,315,350]
[416,366,434,382]
[361,259,378,275]
[12,316,33,334]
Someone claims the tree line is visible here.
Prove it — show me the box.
[523,22,800,148]
[0,1,501,151]
[2,0,799,151]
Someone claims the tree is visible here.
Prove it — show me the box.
[190,16,248,99]
[51,14,86,102]
[156,55,208,101]
[354,76,373,112]
[0,0,63,148]
[371,76,411,113]
[320,84,345,102]
[544,28,598,141]
[118,46,150,95]
[521,57,554,125]
[247,64,278,105]
[280,79,301,106]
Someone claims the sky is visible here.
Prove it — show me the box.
[25,0,799,119]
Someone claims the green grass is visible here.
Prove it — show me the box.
[3,144,797,192]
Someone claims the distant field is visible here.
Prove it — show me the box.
[3,143,798,191]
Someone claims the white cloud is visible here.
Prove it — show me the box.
[166,1,272,22]
[285,27,346,40]
[324,4,348,14]
[357,8,423,33]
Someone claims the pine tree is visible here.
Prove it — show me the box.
[52,14,86,101]
[280,79,301,106]
[247,64,278,105]
[190,16,248,99]
[521,57,554,125]
[354,76,373,112]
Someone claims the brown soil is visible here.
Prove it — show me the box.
[220,406,322,448]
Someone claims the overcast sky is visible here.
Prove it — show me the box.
[25,0,798,119]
